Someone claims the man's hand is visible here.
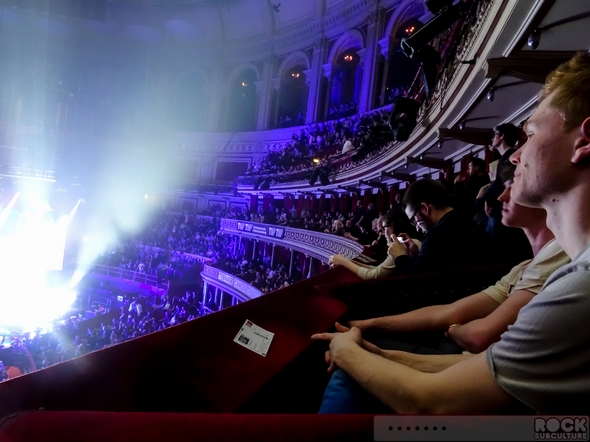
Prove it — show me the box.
[387,234,408,260]
[311,323,365,373]
[397,233,420,258]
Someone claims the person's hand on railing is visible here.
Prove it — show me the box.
[328,254,346,268]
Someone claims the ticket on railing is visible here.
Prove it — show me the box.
[233,320,274,357]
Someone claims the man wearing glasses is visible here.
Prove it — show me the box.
[387,178,500,275]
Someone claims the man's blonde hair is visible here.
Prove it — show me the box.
[541,51,590,131]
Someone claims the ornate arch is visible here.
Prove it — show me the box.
[277,51,311,79]
[327,29,365,64]
[227,62,262,87]
[383,0,429,40]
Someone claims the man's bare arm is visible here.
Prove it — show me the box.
[349,292,500,333]
[380,349,474,373]
[448,289,535,353]
[334,340,518,414]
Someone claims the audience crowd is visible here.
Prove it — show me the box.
[2,289,208,374]
[244,107,390,178]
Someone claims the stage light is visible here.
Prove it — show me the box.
[415,45,441,97]
[241,82,247,87]
[260,179,270,190]
[313,158,320,164]
[400,2,463,59]
[0,191,19,229]
[309,169,319,186]
[389,97,420,142]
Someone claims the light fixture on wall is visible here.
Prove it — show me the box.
[526,11,590,50]
[527,29,542,49]
[241,82,247,87]
[486,80,527,102]
[458,116,499,130]
[344,55,353,62]
[291,72,301,78]
[405,25,416,35]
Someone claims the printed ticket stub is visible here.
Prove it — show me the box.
[233,320,274,357]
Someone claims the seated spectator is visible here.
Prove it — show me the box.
[454,157,490,216]
[341,129,354,154]
[343,179,569,357]
[324,219,345,236]
[473,159,498,228]
[387,178,503,276]
[330,209,421,280]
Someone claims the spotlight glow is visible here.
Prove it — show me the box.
[0,193,79,333]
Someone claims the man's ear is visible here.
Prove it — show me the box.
[571,116,590,164]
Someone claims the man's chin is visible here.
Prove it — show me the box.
[511,188,542,209]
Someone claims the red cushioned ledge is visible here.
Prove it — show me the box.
[0,267,359,418]
[0,412,377,442]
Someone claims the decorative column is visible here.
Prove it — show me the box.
[255,55,277,131]
[271,244,276,268]
[252,239,257,260]
[214,287,220,304]
[268,77,281,129]
[204,67,223,131]
[217,84,231,131]
[219,291,224,310]
[305,36,328,124]
[202,281,208,305]
[289,249,295,277]
[307,256,314,278]
[358,8,386,113]
[378,37,395,107]
[321,62,333,121]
